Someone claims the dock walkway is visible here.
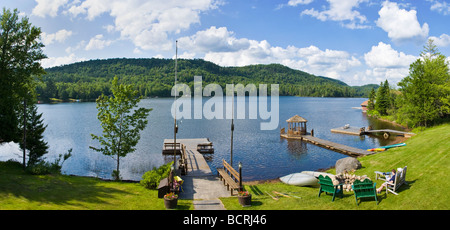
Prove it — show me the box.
[280,134,372,156]
[163,138,231,210]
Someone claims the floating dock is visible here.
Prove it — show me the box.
[280,134,372,156]
[331,126,364,136]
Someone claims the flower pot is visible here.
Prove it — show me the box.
[238,195,252,207]
[164,198,178,209]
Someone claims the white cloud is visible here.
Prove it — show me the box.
[66,0,220,51]
[179,27,361,80]
[429,34,450,47]
[85,34,113,51]
[301,0,369,29]
[288,0,314,6]
[41,29,73,45]
[40,53,87,68]
[32,0,68,17]
[364,42,417,83]
[364,42,417,69]
[178,26,250,53]
[376,1,429,43]
[428,0,450,15]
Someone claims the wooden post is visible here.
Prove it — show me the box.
[22,99,27,169]
[238,162,242,192]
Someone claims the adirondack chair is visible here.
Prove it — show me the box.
[352,179,378,206]
[318,175,343,202]
[386,166,407,195]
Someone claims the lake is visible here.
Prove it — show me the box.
[1,96,405,181]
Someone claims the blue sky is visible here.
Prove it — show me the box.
[3,0,450,86]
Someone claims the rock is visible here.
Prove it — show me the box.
[335,157,362,174]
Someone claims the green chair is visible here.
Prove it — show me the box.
[318,175,343,202]
[352,179,378,205]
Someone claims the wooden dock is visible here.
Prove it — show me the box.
[331,126,415,138]
[331,126,364,136]
[162,138,212,176]
[280,134,372,156]
[163,138,231,210]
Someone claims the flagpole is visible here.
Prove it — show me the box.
[174,40,178,170]
[230,85,234,166]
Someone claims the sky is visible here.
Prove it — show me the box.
[3,0,450,86]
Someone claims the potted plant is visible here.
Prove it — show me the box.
[164,192,178,209]
[237,190,252,207]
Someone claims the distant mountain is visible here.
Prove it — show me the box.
[36,58,377,101]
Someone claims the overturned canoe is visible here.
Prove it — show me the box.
[301,171,335,178]
[280,173,318,186]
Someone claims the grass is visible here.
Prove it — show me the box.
[0,123,448,210]
[0,162,193,210]
[220,123,450,210]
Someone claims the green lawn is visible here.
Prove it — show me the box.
[0,162,193,210]
[1,123,448,210]
[221,123,450,210]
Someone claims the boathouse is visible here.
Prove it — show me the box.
[361,100,368,112]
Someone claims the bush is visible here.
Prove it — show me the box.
[26,148,72,175]
[140,161,173,189]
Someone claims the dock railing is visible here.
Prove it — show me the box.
[162,142,188,175]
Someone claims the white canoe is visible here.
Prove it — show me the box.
[301,171,335,179]
[279,173,318,186]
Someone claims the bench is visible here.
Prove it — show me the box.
[217,159,241,195]
[318,175,343,202]
[352,179,378,205]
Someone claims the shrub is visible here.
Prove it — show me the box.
[140,161,173,189]
[26,148,72,175]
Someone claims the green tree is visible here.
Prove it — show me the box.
[0,8,46,143]
[397,39,450,127]
[18,99,49,166]
[368,87,376,110]
[375,80,390,116]
[90,76,152,180]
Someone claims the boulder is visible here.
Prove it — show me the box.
[335,157,361,174]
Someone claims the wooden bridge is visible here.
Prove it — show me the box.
[331,126,415,138]
[364,129,415,138]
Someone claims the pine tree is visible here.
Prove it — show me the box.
[368,88,376,110]
[18,100,49,166]
[397,39,450,127]
[375,80,390,116]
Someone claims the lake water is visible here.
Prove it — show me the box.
[1,96,405,181]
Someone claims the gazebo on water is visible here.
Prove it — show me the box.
[281,115,308,136]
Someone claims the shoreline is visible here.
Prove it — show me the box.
[365,113,410,131]
[243,132,408,185]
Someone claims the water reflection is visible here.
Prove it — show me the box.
[285,139,308,158]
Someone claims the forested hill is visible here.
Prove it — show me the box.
[36,58,377,101]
